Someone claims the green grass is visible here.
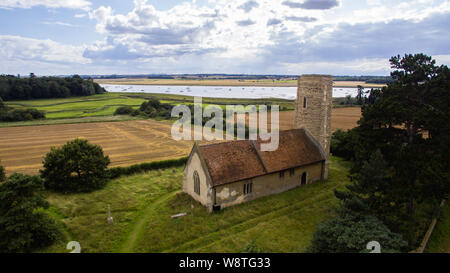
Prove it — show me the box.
[0,115,145,128]
[5,93,146,119]
[425,202,450,253]
[3,92,295,125]
[39,156,351,253]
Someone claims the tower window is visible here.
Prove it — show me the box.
[193,171,200,195]
[303,97,307,108]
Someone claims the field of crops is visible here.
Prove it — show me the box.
[0,120,198,175]
[0,107,361,175]
[0,107,361,176]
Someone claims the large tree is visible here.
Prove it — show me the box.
[0,174,59,252]
[329,54,450,248]
[352,54,449,215]
[41,139,111,193]
[0,163,5,182]
[308,210,408,253]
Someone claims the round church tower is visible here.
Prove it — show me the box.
[293,75,333,179]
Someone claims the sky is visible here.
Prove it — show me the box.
[1,0,450,76]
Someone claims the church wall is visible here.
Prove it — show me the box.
[183,151,213,208]
[213,162,323,209]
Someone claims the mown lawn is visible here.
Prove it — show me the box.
[40,156,351,253]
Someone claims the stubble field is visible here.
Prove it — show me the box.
[0,120,196,175]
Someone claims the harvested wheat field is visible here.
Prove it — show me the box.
[246,107,361,131]
[0,120,206,175]
[0,108,360,175]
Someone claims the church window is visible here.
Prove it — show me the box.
[243,182,253,195]
[193,171,200,195]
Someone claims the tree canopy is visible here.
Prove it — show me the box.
[0,173,60,252]
[328,53,449,247]
[355,54,449,211]
[0,74,105,101]
[308,210,408,253]
[0,163,5,182]
[40,139,111,193]
[316,53,449,251]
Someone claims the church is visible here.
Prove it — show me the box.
[182,75,333,212]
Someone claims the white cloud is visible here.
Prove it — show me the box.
[42,21,79,27]
[2,0,450,75]
[0,0,91,10]
[0,35,90,65]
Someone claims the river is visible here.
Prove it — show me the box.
[101,84,372,99]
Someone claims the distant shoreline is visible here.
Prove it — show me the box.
[94,78,386,89]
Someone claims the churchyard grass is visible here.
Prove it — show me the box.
[39,156,351,253]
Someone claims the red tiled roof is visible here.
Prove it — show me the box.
[197,128,325,186]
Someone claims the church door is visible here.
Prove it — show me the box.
[301,172,307,185]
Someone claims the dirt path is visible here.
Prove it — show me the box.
[118,190,181,253]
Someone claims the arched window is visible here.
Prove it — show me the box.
[193,171,200,195]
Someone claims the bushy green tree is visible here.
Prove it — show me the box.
[0,108,45,122]
[308,210,408,253]
[335,150,392,215]
[356,85,365,105]
[0,163,5,182]
[114,106,134,115]
[330,129,358,160]
[351,54,449,215]
[140,98,161,117]
[0,173,60,252]
[139,98,172,118]
[331,54,450,247]
[0,96,4,109]
[41,139,110,193]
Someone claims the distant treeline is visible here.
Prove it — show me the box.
[92,74,299,80]
[333,76,393,84]
[90,74,393,83]
[0,74,106,101]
